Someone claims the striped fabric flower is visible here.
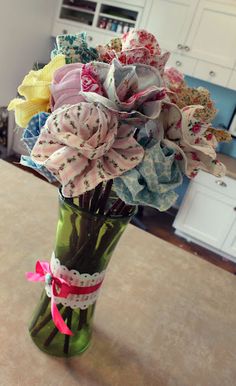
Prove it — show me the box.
[31,102,144,197]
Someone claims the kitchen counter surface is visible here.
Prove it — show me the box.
[1,160,236,386]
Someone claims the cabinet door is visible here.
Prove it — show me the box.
[222,219,236,259]
[146,0,197,51]
[173,182,236,249]
[185,0,236,67]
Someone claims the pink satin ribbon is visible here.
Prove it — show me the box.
[26,260,103,336]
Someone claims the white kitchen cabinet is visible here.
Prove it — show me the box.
[144,0,236,88]
[173,170,236,261]
[145,0,197,52]
[185,0,236,68]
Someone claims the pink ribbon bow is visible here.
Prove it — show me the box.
[26,260,103,336]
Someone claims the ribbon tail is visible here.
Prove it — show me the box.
[51,295,73,336]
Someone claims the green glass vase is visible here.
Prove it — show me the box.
[28,191,134,357]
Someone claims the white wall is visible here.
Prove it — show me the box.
[0,0,58,106]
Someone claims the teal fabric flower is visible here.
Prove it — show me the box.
[51,32,98,64]
[113,140,183,211]
[20,112,56,183]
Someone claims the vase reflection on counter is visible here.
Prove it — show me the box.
[28,190,136,357]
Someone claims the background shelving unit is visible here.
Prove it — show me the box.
[52,0,145,46]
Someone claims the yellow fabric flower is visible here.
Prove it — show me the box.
[8,55,65,128]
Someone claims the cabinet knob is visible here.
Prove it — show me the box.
[215,180,227,187]
[62,29,68,34]
[176,61,182,67]
[88,36,93,42]
[234,207,236,211]
[184,46,190,52]
[177,44,183,50]
[209,71,216,77]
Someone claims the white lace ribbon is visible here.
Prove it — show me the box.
[45,252,106,309]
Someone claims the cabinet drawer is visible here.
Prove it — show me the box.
[193,61,231,87]
[167,53,197,76]
[227,71,236,91]
[193,170,236,200]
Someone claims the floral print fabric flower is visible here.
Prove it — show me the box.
[96,29,170,75]
[161,104,226,177]
[51,32,98,64]
[114,140,183,211]
[164,67,217,123]
[31,102,144,197]
[8,56,65,127]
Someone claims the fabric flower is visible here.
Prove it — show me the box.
[96,29,170,75]
[164,68,217,124]
[164,67,185,92]
[161,104,226,177]
[31,102,144,197]
[51,32,98,64]
[114,140,183,211]
[80,59,166,124]
[8,56,65,127]
[20,112,56,182]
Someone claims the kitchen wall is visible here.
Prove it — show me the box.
[0,0,57,106]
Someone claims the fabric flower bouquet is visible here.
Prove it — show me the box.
[8,29,230,357]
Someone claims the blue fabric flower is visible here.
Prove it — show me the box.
[51,32,98,64]
[113,140,183,211]
[20,112,56,182]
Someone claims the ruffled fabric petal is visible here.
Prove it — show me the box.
[51,32,98,64]
[19,112,56,182]
[21,112,49,152]
[8,56,65,127]
[31,102,144,197]
[20,155,56,182]
[8,98,49,128]
[114,140,183,211]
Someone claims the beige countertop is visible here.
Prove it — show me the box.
[217,152,236,180]
[1,160,236,386]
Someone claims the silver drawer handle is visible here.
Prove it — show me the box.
[177,44,183,49]
[184,45,190,52]
[62,29,68,34]
[88,36,93,42]
[215,180,227,187]
[209,71,216,77]
[176,61,182,67]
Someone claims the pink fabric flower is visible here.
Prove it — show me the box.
[31,102,144,197]
[50,62,104,111]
